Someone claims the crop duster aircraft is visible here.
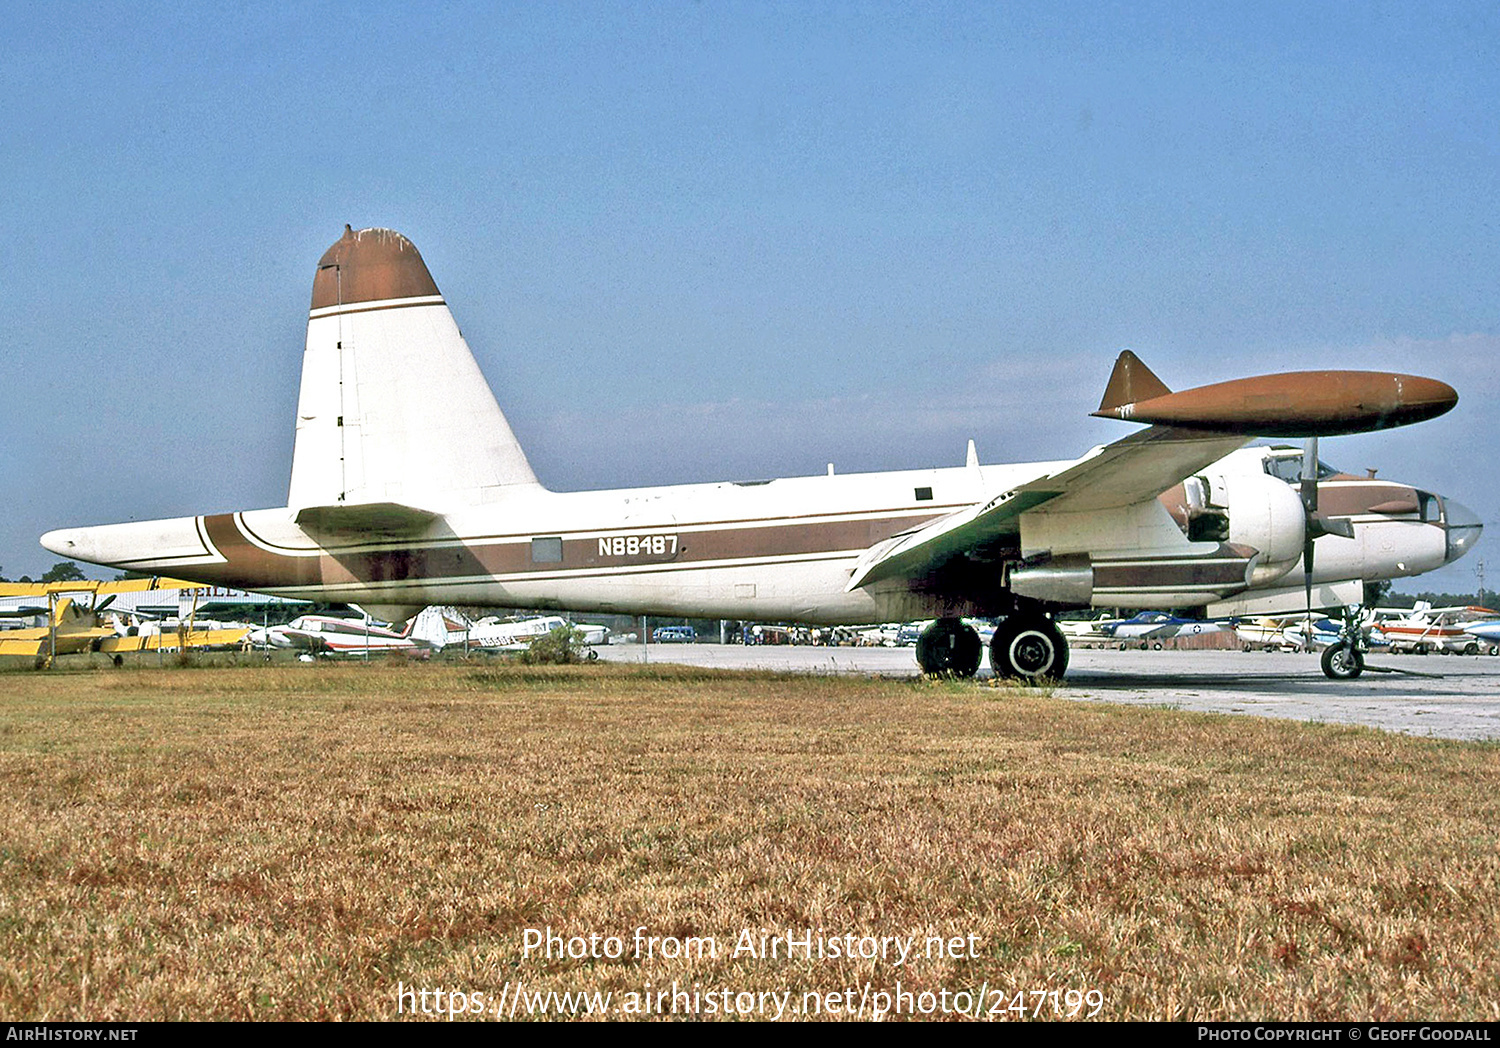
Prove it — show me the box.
[42,227,1481,680]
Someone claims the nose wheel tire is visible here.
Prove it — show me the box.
[990,614,1069,681]
[915,619,982,678]
[1320,642,1364,680]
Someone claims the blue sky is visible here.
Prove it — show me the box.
[3,2,1496,593]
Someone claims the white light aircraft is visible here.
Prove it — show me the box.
[42,227,1481,680]
[460,614,609,651]
[1375,603,1499,655]
[249,613,422,656]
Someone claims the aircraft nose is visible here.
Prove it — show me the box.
[1442,498,1483,564]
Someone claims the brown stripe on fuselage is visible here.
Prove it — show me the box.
[194,515,326,589]
[564,514,930,570]
[194,510,949,592]
[236,501,964,555]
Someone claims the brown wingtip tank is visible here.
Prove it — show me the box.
[1092,350,1458,437]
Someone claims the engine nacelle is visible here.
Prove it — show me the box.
[1010,554,1094,607]
[1216,469,1306,585]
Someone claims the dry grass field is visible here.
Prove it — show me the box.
[1,660,1497,1021]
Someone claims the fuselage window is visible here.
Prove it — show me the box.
[531,537,563,563]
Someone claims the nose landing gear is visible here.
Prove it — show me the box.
[1320,604,1369,680]
[1320,642,1364,679]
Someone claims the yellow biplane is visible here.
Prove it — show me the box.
[0,577,251,665]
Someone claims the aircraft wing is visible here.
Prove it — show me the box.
[0,577,206,598]
[847,426,1250,591]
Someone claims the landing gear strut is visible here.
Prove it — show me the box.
[1320,643,1364,680]
[1319,604,1368,680]
[990,613,1069,681]
[915,618,983,677]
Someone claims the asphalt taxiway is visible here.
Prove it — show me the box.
[597,645,1500,741]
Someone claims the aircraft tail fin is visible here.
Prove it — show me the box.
[1097,350,1172,413]
[287,226,542,513]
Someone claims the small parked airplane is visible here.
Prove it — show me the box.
[1095,610,1230,646]
[456,614,609,652]
[1374,603,1500,655]
[248,613,423,656]
[1461,619,1500,655]
[42,227,1481,680]
[0,593,117,660]
[0,577,250,661]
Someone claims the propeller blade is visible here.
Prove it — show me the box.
[1300,437,1319,515]
[1302,437,1318,652]
[1304,534,1316,653]
[1311,515,1356,540]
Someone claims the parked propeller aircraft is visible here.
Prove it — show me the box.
[41,227,1481,680]
[461,614,610,651]
[0,577,251,662]
[1095,611,1230,645]
[0,592,117,660]
[1461,619,1500,655]
[1374,603,1500,655]
[248,613,422,656]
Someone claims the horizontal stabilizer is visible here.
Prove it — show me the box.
[294,502,439,535]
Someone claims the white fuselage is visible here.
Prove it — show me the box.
[41,447,1453,626]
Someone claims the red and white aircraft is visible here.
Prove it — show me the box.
[249,613,422,656]
[43,227,1480,680]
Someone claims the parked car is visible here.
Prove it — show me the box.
[652,626,696,643]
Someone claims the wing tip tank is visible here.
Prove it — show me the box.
[1091,362,1458,437]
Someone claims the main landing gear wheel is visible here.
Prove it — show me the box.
[1320,642,1364,680]
[990,614,1069,681]
[915,618,982,678]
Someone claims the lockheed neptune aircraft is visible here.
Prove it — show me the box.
[42,227,1481,680]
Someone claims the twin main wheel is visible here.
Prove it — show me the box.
[915,615,1069,682]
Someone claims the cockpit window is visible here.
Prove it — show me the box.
[1264,454,1340,485]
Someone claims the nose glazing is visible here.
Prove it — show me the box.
[1441,498,1483,564]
